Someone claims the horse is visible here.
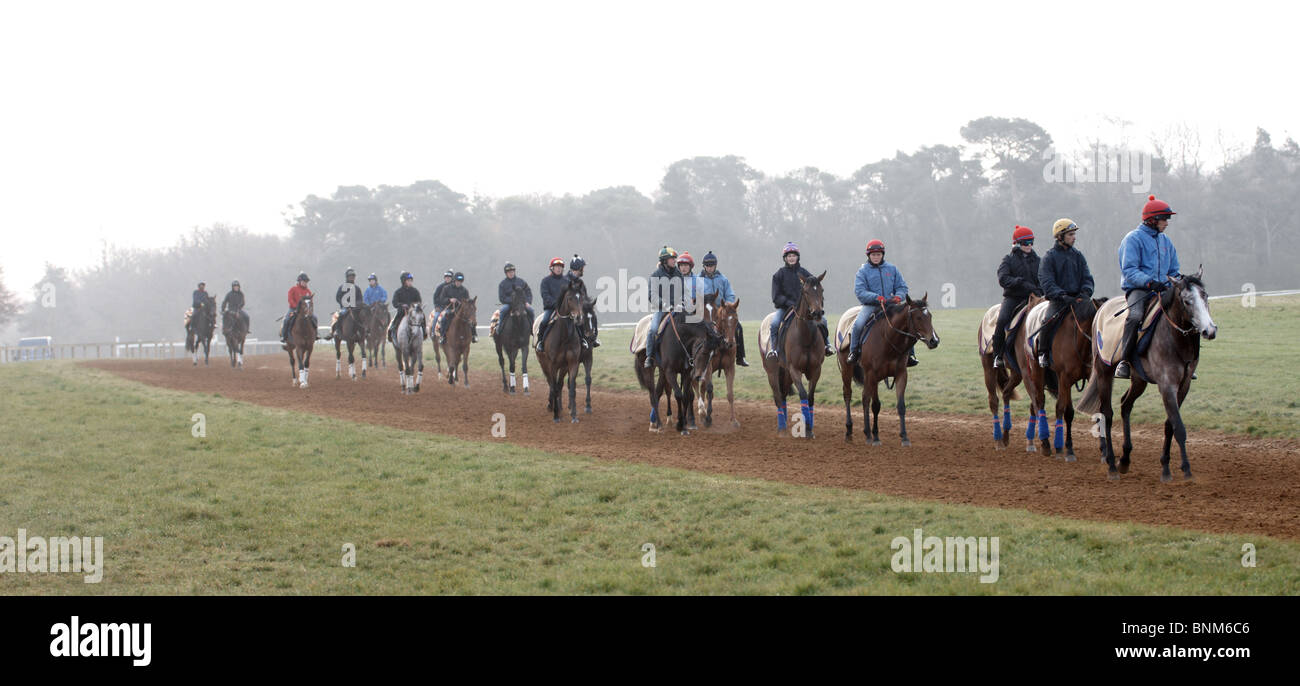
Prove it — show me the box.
[392,303,427,394]
[536,279,586,423]
[977,296,1037,449]
[439,296,477,387]
[697,298,741,429]
[364,302,390,369]
[837,294,940,446]
[333,306,369,381]
[1076,269,1217,482]
[635,292,721,435]
[575,295,599,414]
[222,308,248,369]
[1022,296,1106,460]
[495,286,533,395]
[186,296,216,366]
[763,272,828,438]
[1004,293,1048,452]
[286,296,316,388]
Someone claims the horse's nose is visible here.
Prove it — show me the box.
[1204,325,1217,340]
[928,333,941,349]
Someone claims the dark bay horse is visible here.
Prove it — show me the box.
[439,296,477,387]
[1077,270,1217,482]
[978,295,1040,450]
[286,296,316,388]
[763,272,827,438]
[537,279,586,423]
[365,302,390,369]
[333,306,368,380]
[576,295,599,414]
[1023,296,1105,460]
[222,308,248,369]
[494,286,532,395]
[1004,294,1048,452]
[187,296,216,366]
[838,294,940,446]
[697,298,741,428]
[634,292,720,435]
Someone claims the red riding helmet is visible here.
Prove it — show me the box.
[549,257,565,268]
[1142,195,1176,220]
[865,239,886,255]
[677,251,694,266]
[1012,225,1035,242]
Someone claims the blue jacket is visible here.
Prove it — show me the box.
[1039,243,1095,302]
[854,260,908,305]
[364,284,388,305]
[699,271,736,304]
[1119,223,1180,291]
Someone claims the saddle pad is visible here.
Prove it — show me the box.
[758,312,776,356]
[1093,296,1163,366]
[489,309,501,336]
[532,313,546,338]
[1023,301,1052,351]
[977,302,1031,355]
[629,314,654,353]
[331,311,340,326]
[183,308,193,327]
[836,305,864,352]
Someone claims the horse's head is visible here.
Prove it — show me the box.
[797,271,827,320]
[905,293,940,350]
[559,279,584,318]
[582,295,599,338]
[298,296,313,317]
[1171,266,1216,340]
[715,297,739,350]
[408,302,426,329]
[510,286,529,316]
[462,296,478,330]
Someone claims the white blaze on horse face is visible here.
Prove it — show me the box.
[1188,284,1217,337]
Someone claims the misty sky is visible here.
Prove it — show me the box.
[2,0,1295,295]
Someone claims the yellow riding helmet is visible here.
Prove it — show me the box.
[1052,218,1079,239]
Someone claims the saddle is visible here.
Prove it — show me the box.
[834,306,864,352]
[758,310,804,357]
[1093,296,1163,367]
[629,313,674,354]
[1023,301,1053,354]
[977,302,1031,355]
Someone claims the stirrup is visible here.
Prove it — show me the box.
[992,354,1003,368]
[643,356,654,368]
[765,349,777,359]
[1037,353,1048,367]
[845,350,859,364]
[1114,361,1131,379]
[907,353,919,367]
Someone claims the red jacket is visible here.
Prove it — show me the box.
[288,284,313,309]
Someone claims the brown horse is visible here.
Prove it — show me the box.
[978,297,1037,449]
[838,294,940,446]
[222,308,248,370]
[697,298,741,428]
[634,292,720,435]
[286,296,316,388]
[1077,270,1217,482]
[1022,296,1105,460]
[186,296,216,366]
[494,285,532,396]
[438,296,477,387]
[1003,293,1048,452]
[333,306,368,381]
[536,279,586,423]
[763,272,827,438]
[364,302,390,369]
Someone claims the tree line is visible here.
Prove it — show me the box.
[6,117,1297,343]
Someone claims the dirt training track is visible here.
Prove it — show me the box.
[87,356,1300,541]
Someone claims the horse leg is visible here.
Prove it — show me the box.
[288,349,297,386]
[1119,379,1146,473]
[521,345,531,396]
[1053,383,1068,459]
[359,339,367,379]
[568,361,579,423]
[335,339,343,379]
[414,347,423,392]
[895,371,909,447]
[1160,383,1193,482]
[983,356,1003,449]
[668,373,689,436]
[498,341,509,393]
[841,359,855,443]
[583,358,592,414]
[869,381,882,446]
[767,368,788,436]
[463,349,470,388]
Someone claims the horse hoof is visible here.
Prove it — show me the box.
[731,420,740,428]
[870,439,882,447]
[571,418,579,424]
[585,407,592,414]
[1118,461,1130,474]
[649,426,660,433]
[845,435,853,444]
[523,390,531,396]
[1108,472,1120,481]
[554,417,560,423]
[1160,473,1173,483]
[1065,454,1076,463]
[1026,445,1036,453]
[1183,473,1194,482]
[900,439,911,448]
[681,430,690,436]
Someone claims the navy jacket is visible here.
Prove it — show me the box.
[1039,243,1094,303]
[498,276,533,305]
[649,265,683,313]
[771,262,813,310]
[221,290,244,312]
[539,273,569,310]
[335,281,363,308]
[192,289,209,307]
[997,249,1042,299]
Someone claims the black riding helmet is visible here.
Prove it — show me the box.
[345,267,356,280]
[570,254,586,271]
[504,262,516,273]
[443,269,454,279]
[297,272,310,282]
[454,272,465,282]
[400,271,413,284]
[231,280,240,288]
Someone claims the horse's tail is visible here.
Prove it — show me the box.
[851,363,864,386]
[635,354,655,392]
[1075,363,1103,415]
[996,365,1019,401]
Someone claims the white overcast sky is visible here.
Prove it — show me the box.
[1,0,1295,293]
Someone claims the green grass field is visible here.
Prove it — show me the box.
[459,295,1300,439]
[2,362,1297,595]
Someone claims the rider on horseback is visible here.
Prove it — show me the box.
[846,239,917,367]
[189,282,214,334]
[437,272,474,344]
[536,257,570,353]
[699,250,748,366]
[1036,219,1095,371]
[388,271,423,343]
[643,246,682,368]
[496,262,535,332]
[432,269,455,334]
[768,242,834,359]
[280,272,317,348]
[327,267,364,340]
[364,273,388,306]
[567,254,599,348]
[991,226,1042,368]
[220,280,250,335]
[1115,195,1184,379]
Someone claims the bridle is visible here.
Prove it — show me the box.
[880,302,929,355]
